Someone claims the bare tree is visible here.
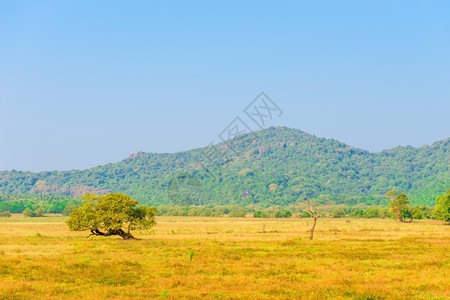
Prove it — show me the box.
[298,198,332,240]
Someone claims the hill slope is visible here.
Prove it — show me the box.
[0,127,448,206]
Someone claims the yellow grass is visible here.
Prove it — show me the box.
[0,215,449,299]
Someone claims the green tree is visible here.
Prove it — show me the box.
[363,207,380,218]
[273,210,292,218]
[66,193,157,240]
[23,208,35,217]
[386,190,412,223]
[253,211,269,218]
[349,209,364,218]
[229,208,246,217]
[378,207,391,219]
[433,190,450,224]
[62,204,77,216]
[34,208,45,217]
[411,207,424,219]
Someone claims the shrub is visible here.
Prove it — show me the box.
[378,207,391,219]
[23,208,36,217]
[349,209,364,218]
[254,211,269,218]
[222,207,231,214]
[411,207,425,219]
[34,208,45,217]
[200,210,211,217]
[229,209,246,217]
[332,209,345,218]
[210,211,223,217]
[300,211,311,218]
[0,211,11,218]
[22,208,45,218]
[414,205,433,219]
[363,207,380,218]
[273,210,292,218]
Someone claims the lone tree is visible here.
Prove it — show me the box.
[298,198,332,240]
[385,190,412,223]
[66,193,157,240]
[433,189,450,224]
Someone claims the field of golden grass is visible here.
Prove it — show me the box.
[0,215,449,299]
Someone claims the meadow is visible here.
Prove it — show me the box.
[0,215,449,299]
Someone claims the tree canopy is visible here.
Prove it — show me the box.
[386,190,412,223]
[433,190,450,224]
[66,193,157,239]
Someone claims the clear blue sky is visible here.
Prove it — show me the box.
[1,1,449,172]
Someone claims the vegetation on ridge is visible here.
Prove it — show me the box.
[0,127,448,207]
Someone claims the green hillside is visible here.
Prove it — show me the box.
[0,127,448,206]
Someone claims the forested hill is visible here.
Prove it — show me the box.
[0,127,449,206]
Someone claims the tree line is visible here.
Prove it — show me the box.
[61,190,449,241]
[1,190,448,227]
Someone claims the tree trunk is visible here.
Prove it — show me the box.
[113,229,136,240]
[87,228,136,240]
[309,217,318,240]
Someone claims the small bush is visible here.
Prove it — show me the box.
[22,208,45,218]
[332,209,345,218]
[411,207,424,219]
[300,211,311,218]
[363,207,380,218]
[254,211,269,218]
[0,211,11,218]
[229,209,246,217]
[349,209,364,218]
[378,207,391,219]
[34,208,45,217]
[23,208,36,217]
[273,210,292,218]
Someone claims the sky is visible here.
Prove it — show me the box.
[1,1,449,172]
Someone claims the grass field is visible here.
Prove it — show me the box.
[0,215,449,299]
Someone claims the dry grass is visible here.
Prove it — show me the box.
[0,215,449,299]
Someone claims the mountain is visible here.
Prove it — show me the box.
[0,127,449,206]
